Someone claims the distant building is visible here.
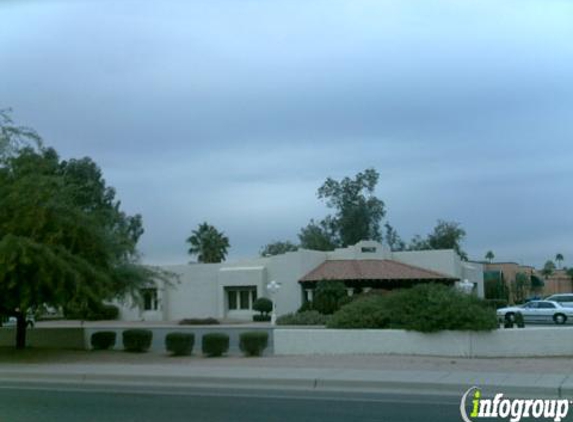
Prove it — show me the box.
[117,240,484,322]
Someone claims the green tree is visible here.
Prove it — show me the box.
[259,241,298,257]
[555,253,564,269]
[513,272,530,304]
[485,250,495,263]
[315,168,385,247]
[384,222,406,251]
[298,218,339,251]
[187,222,230,263]
[409,220,468,260]
[0,117,164,348]
[541,260,556,279]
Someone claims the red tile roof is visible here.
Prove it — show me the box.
[299,259,458,282]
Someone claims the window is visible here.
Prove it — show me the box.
[538,302,556,309]
[226,287,257,311]
[141,288,158,311]
[228,290,238,310]
[361,247,376,253]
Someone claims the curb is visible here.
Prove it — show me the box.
[0,370,568,398]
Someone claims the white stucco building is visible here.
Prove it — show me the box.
[117,241,484,322]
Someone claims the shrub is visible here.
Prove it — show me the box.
[91,331,116,350]
[179,317,219,325]
[329,283,499,332]
[122,329,153,352]
[202,333,229,357]
[313,280,348,314]
[165,332,195,356]
[327,295,391,329]
[276,310,331,325]
[253,314,271,322]
[239,331,269,357]
[515,312,525,328]
[253,298,273,315]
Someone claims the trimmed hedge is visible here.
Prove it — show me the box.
[65,303,120,321]
[253,297,273,314]
[239,331,269,357]
[91,331,116,350]
[165,332,195,356]
[202,333,229,357]
[253,314,271,322]
[276,310,331,326]
[179,318,219,325]
[122,329,153,352]
[328,283,498,332]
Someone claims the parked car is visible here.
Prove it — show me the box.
[544,294,573,307]
[497,300,573,325]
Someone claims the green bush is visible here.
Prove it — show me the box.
[327,295,391,329]
[239,331,269,357]
[313,280,348,314]
[328,283,498,332]
[122,329,153,352]
[515,312,525,328]
[90,331,116,350]
[202,333,229,357]
[253,314,271,322]
[165,332,195,356]
[276,310,331,325]
[179,318,219,325]
[253,298,273,315]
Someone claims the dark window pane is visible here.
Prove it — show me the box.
[228,291,237,310]
[240,290,250,309]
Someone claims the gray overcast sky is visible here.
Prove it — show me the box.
[1,0,572,267]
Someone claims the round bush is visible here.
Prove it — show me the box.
[201,333,229,357]
[253,298,273,315]
[122,329,153,352]
[239,331,269,357]
[91,331,116,350]
[313,280,348,314]
[165,332,195,356]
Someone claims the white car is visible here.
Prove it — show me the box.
[497,300,573,325]
[545,294,573,307]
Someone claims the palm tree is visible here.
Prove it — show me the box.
[555,253,564,269]
[485,250,495,263]
[186,222,230,263]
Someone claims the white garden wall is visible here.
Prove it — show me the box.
[274,327,573,358]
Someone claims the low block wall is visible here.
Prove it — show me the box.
[274,327,573,358]
[0,328,86,350]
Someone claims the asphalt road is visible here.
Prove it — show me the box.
[0,384,469,422]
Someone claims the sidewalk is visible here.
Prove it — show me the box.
[2,353,573,398]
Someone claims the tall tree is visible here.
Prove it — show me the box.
[315,168,385,247]
[541,260,556,279]
[0,115,164,348]
[260,241,298,257]
[555,253,564,269]
[384,222,406,251]
[187,222,230,263]
[409,220,468,260]
[298,217,339,251]
[485,250,495,263]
